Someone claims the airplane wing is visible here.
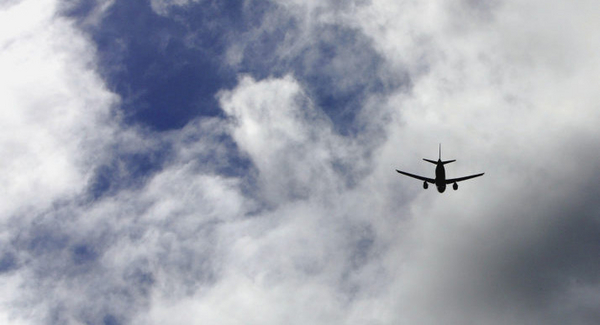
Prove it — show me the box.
[445,173,484,184]
[396,170,436,183]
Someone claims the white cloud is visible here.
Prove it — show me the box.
[219,75,344,203]
[148,0,202,16]
[0,0,119,323]
[125,74,371,324]
[0,0,117,221]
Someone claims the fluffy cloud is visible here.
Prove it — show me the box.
[132,74,392,325]
[0,0,117,220]
[0,0,118,323]
[220,75,342,202]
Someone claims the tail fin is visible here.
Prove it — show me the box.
[423,144,442,164]
[439,144,455,164]
[423,144,455,164]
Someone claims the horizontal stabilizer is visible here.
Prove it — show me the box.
[423,158,455,165]
[423,158,438,164]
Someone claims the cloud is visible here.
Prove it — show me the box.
[0,0,117,219]
[221,0,403,135]
[367,1,600,323]
[219,75,342,203]
[3,0,600,324]
[148,0,200,16]
[0,0,118,323]
[129,75,390,324]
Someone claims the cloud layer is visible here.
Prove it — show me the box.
[2,0,600,324]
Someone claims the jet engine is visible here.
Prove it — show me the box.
[453,182,458,191]
[423,181,428,189]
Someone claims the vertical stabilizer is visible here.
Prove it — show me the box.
[425,144,455,164]
[440,144,456,164]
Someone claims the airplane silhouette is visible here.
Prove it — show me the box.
[396,144,484,193]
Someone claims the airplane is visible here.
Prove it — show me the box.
[395,144,484,193]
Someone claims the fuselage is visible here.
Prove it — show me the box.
[435,160,446,193]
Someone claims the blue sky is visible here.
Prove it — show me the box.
[77,0,395,133]
[2,0,600,324]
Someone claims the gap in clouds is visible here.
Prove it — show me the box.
[59,0,405,200]
[70,0,239,131]
[59,0,256,199]
[86,142,174,199]
[230,9,407,136]
[61,0,97,18]
[84,120,255,201]
[64,0,406,136]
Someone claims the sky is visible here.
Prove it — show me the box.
[1,0,600,324]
